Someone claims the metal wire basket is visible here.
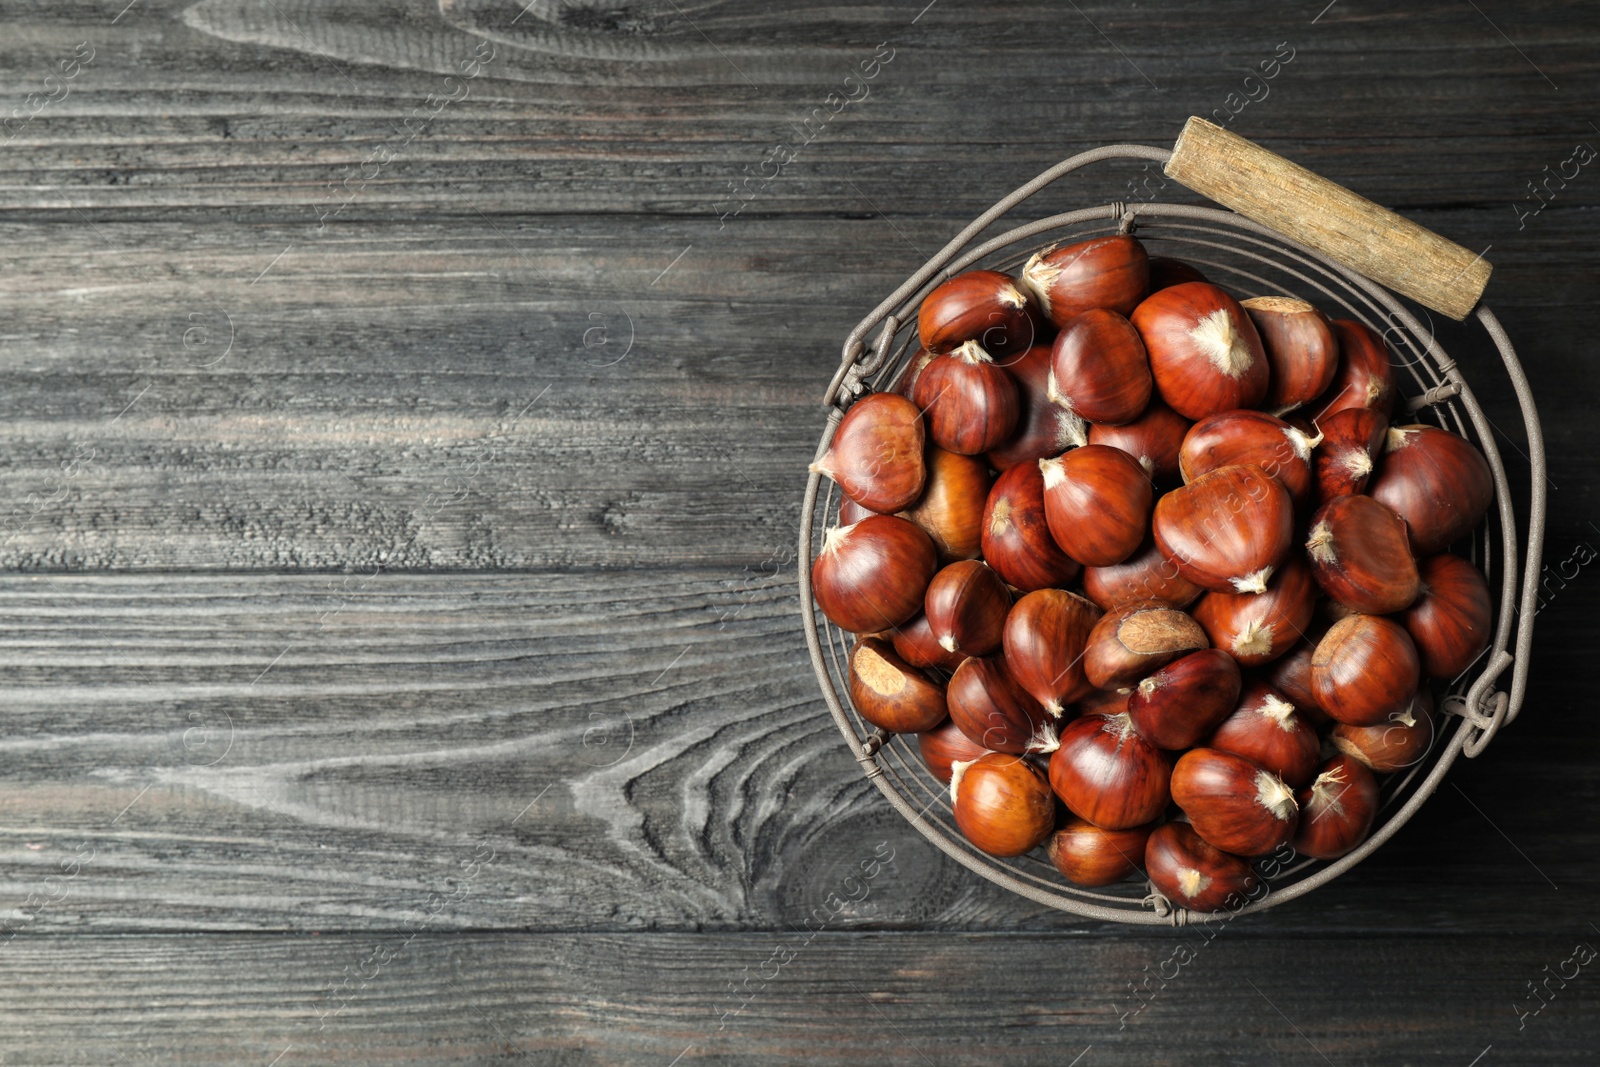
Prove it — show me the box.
[798,119,1546,925]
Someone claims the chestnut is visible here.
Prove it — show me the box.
[1126,648,1242,751]
[980,462,1082,592]
[1308,319,1397,422]
[849,638,949,734]
[1082,537,1203,612]
[812,515,938,634]
[1021,234,1150,326]
[1147,256,1208,291]
[1241,296,1338,415]
[810,392,926,513]
[900,447,992,562]
[838,494,873,526]
[1170,747,1298,857]
[918,717,989,784]
[1206,679,1320,789]
[1049,712,1171,830]
[918,269,1037,356]
[1040,445,1154,567]
[1047,308,1153,426]
[1369,424,1493,556]
[891,611,965,673]
[1401,553,1492,679]
[1179,410,1319,508]
[1305,494,1421,615]
[950,752,1056,857]
[1264,630,1331,727]
[914,340,1021,456]
[948,655,1054,755]
[1291,754,1379,861]
[1046,818,1155,887]
[890,346,936,400]
[1002,589,1102,716]
[924,560,1011,659]
[1331,687,1436,772]
[1311,614,1421,726]
[1312,406,1388,503]
[1145,821,1258,913]
[1131,282,1269,420]
[1191,555,1316,667]
[1077,687,1132,717]
[1088,396,1190,484]
[986,343,1087,472]
[1083,600,1209,690]
[1152,464,1294,594]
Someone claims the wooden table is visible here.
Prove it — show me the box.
[1,1,1596,1062]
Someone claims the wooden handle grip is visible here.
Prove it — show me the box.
[1163,117,1491,321]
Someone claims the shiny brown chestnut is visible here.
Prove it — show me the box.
[1131,282,1270,420]
[918,717,989,783]
[1305,494,1420,615]
[848,638,948,734]
[948,655,1056,755]
[1088,397,1191,484]
[918,269,1038,356]
[980,462,1083,593]
[812,515,938,634]
[1082,537,1203,611]
[809,392,926,513]
[900,447,992,562]
[1047,308,1153,426]
[1191,555,1316,667]
[1170,747,1298,857]
[924,560,1011,659]
[986,343,1088,472]
[1313,406,1388,503]
[1292,754,1379,861]
[1002,589,1102,716]
[1207,679,1320,789]
[1126,648,1242,751]
[1401,553,1492,679]
[1264,629,1331,727]
[1147,256,1208,291]
[914,340,1021,456]
[1049,712,1171,830]
[1331,687,1436,772]
[890,346,937,400]
[1021,234,1150,326]
[1308,319,1397,422]
[838,494,873,526]
[1047,818,1155,887]
[950,752,1056,857]
[1241,296,1339,415]
[1311,614,1421,726]
[1178,409,1320,507]
[1077,687,1133,718]
[1370,424,1494,556]
[1152,464,1295,594]
[1083,601,1209,690]
[1040,444,1154,567]
[1145,821,1259,913]
[891,611,966,673]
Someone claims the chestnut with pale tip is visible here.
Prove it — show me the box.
[917,269,1038,356]
[1088,397,1190,484]
[1021,234,1150,326]
[986,343,1087,472]
[812,514,938,634]
[1049,712,1172,830]
[1264,629,1331,727]
[1126,647,1242,751]
[1170,747,1299,857]
[1178,409,1320,508]
[1191,554,1316,667]
[899,447,992,562]
[890,346,936,400]
[890,611,965,673]
[1206,679,1320,789]
[1082,537,1203,611]
[1241,295,1339,415]
[1002,589,1102,717]
[809,391,926,513]
[1312,406,1388,503]
[1131,281,1270,420]
[1292,754,1380,860]
[980,462,1083,593]
[1152,464,1294,594]
[1311,614,1421,726]
[1401,553,1492,679]
[848,638,949,734]
[1047,308,1153,426]
[1039,444,1154,567]
[1369,424,1493,557]
[1083,600,1209,690]
[1308,319,1397,422]
[913,339,1021,456]
[1047,818,1156,887]
[918,717,989,784]
[950,752,1056,857]
[1144,821,1259,913]
[947,655,1057,756]
[1304,493,1421,615]
[924,559,1011,659]
[1332,687,1436,772]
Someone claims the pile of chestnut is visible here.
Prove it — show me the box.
[811,233,1494,913]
